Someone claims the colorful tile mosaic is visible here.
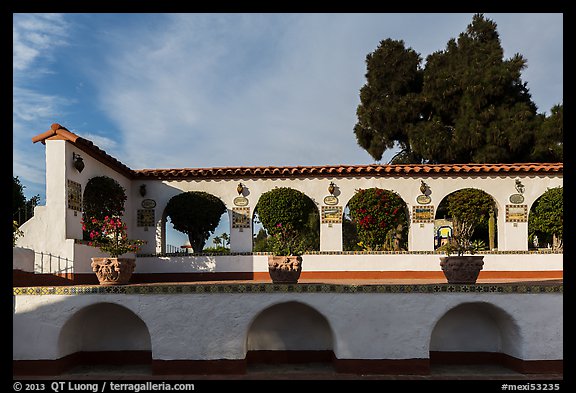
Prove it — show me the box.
[13,282,562,296]
[67,179,82,211]
[232,207,251,228]
[412,205,434,223]
[137,209,155,227]
[506,204,528,222]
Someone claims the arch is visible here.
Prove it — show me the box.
[528,186,563,250]
[82,175,127,241]
[343,187,410,251]
[252,187,320,253]
[434,187,499,251]
[245,301,334,364]
[429,301,521,368]
[58,302,152,366]
[161,191,228,253]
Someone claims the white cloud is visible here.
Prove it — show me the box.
[13,13,70,201]
[13,13,68,73]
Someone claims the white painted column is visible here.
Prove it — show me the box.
[320,221,343,251]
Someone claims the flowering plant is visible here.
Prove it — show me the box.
[348,188,408,251]
[267,222,308,256]
[82,215,145,258]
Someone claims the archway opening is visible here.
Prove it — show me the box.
[58,302,152,373]
[343,188,409,251]
[246,301,334,372]
[429,302,521,373]
[434,188,498,251]
[252,188,320,253]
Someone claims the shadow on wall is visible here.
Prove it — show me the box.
[245,300,335,364]
[429,301,524,371]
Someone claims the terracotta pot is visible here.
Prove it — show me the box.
[439,256,484,284]
[268,255,302,284]
[91,257,136,285]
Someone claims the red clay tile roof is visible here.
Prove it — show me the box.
[134,163,563,180]
[32,124,563,180]
[32,123,133,178]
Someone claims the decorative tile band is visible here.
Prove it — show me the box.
[13,282,563,296]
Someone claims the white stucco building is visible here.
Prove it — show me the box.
[13,124,563,376]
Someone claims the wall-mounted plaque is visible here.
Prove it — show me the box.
[506,205,527,222]
[141,199,156,209]
[323,195,339,205]
[509,194,525,204]
[233,196,249,206]
[67,179,82,211]
[321,206,342,224]
[416,195,431,205]
[232,207,251,228]
[137,209,155,227]
[412,205,434,223]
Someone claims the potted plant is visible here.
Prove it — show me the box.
[255,187,318,283]
[439,188,494,284]
[83,215,146,285]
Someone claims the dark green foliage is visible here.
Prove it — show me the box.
[529,187,563,250]
[165,191,227,252]
[13,176,40,225]
[254,187,319,255]
[531,104,563,162]
[444,188,495,255]
[347,188,408,251]
[354,13,561,164]
[82,176,127,240]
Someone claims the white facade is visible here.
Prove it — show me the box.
[13,287,563,365]
[15,125,563,276]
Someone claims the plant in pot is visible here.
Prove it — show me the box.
[439,188,495,284]
[255,187,318,284]
[83,215,146,285]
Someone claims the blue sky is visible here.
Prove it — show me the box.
[13,13,563,247]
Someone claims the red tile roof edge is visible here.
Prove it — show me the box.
[32,124,563,180]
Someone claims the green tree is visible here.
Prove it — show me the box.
[13,176,40,225]
[529,187,563,250]
[443,188,495,255]
[354,13,559,164]
[255,187,319,255]
[165,191,227,252]
[531,104,563,162]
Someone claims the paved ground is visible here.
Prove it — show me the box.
[16,363,563,381]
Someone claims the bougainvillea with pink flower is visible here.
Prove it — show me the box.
[82,215,145,257]
[347,188,408,251]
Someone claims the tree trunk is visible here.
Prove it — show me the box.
[188,233,206,253]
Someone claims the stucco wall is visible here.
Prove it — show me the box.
[13,290,562,362]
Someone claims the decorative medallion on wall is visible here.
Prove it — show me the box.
[137,209,155,227]
[233,196,249,207]
[412,206,434,223]
[232,207,251,228]
[141,199,157,209]
[416,195,431,205]
[321,206,342,224]
[67,179,82,211]
[509,194,525,204]
[323,195,338,205]
[506,205,527,222]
